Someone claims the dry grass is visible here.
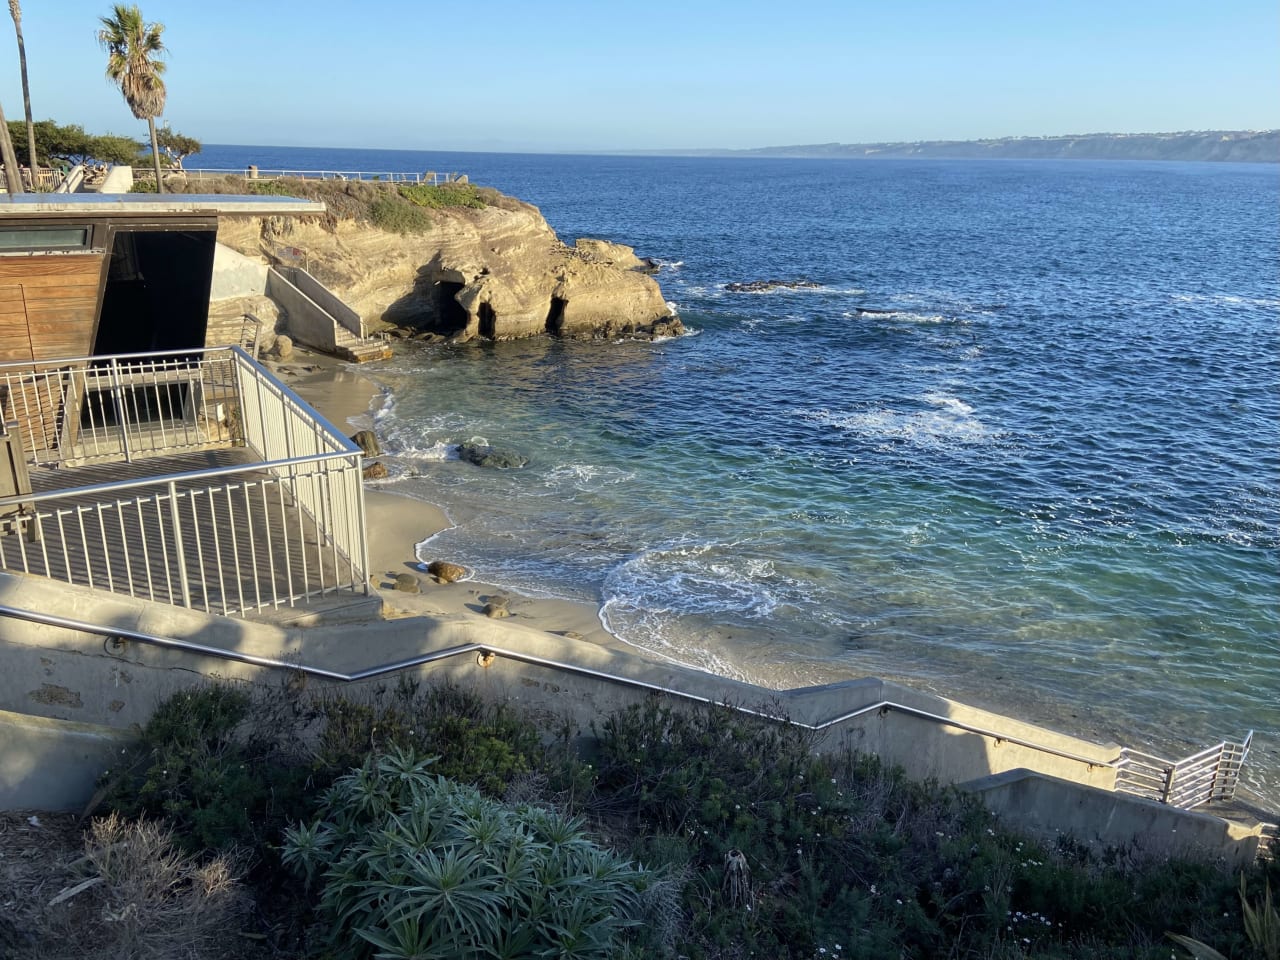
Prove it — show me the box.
[0,811,256,960]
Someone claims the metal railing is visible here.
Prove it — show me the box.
[0,347,369,615]
[169,168,464,186]
[0,165,67,193]
[1115,732,1254,808]
[0,351,240,468]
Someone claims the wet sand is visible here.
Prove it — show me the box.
[271,350,618,649]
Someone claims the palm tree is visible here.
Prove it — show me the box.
[97,4,166,194]
[8,1,37,178]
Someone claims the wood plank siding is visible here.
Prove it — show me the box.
[0,254,105,363]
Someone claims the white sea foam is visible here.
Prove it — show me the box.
[798,390,992,445]
[842,308,956,324]
[721,283,868,296]
[390,440,458,462]
[545,463,635,491]
[1170,293,1280,309]
[600,540,798,627]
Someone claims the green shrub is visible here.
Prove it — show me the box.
[369,196,434,234]
[313,680,550,796]
[283,747,655,960]
[398,181,487,210]
[102,684,308,852]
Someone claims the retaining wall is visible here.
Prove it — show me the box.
[0,571,1258,862]
[965,769,1265,868]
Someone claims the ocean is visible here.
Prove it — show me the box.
[194,145,1280,805]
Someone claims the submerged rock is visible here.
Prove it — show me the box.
[362,461,388,480]
[458,441,528,470]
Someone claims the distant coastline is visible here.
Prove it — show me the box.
[634,130,1280,164]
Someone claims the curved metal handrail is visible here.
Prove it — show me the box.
[0,601,1120,770]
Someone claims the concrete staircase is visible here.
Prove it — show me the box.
[205,312,268,356]
[335,325,392,363]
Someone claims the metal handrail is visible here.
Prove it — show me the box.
[0,449,356,510]
[0,601,1121,770]
[173,168,462,186]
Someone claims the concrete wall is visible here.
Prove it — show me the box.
[0,569,1256,862]
[283,267,363,338]
[210,243,269,301]
[1,708,133,811]
[96,165,131,194]
[266,268,338,352]
[965,769,1263,867]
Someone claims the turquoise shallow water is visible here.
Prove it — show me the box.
[203,147,1280,804]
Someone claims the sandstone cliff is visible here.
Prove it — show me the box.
[213,184,681,343]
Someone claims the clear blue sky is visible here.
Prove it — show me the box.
[4,0,1278,153]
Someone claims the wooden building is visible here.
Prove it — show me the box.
[0,193,324,364]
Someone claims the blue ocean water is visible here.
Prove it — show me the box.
[198,146,1280,804]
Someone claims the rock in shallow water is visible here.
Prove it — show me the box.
[427,560,468,583]
[458,441,528,469]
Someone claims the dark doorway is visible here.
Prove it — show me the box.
[478,302,497,339]
[545,296,567,335]
[434,281,468,334]
[94,229,215,356]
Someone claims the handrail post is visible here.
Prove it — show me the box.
[108,357,133,464]
[1161,764,1176,804]
[167,479,192,608]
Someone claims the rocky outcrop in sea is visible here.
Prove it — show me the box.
[216,193,681,343]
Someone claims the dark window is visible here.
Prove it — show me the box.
[0,226,91,251]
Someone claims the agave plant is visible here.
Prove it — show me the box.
[1168,875,1279,960]
[282,746,654,960]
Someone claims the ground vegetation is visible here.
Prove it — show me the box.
[3,680,1276,959]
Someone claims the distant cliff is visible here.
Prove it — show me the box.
[683,130,1280,164]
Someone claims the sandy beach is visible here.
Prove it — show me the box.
[272,349,619,650]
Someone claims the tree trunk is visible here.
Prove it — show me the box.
[14,20,36,174]
[0,97,24,195]
[148,117,164,194]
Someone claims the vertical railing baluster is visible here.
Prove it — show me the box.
[136,498,155,601]
[258,480,279,608]
[109,358,132,463]
[116,500,136,598]
[206,487,228,615]
[225,485,246,614]
[167,481,192,608]
[275,478,295,605]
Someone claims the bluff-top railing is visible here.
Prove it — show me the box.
[0,347,369,615]
[143,167,465,187]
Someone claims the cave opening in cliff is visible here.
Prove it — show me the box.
[434,281,467,334]
[545,297,567,335]
[478,302,497,339]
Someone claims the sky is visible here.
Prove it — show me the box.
[2,0,1278,154]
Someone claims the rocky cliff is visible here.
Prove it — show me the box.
[213,183,681,343]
